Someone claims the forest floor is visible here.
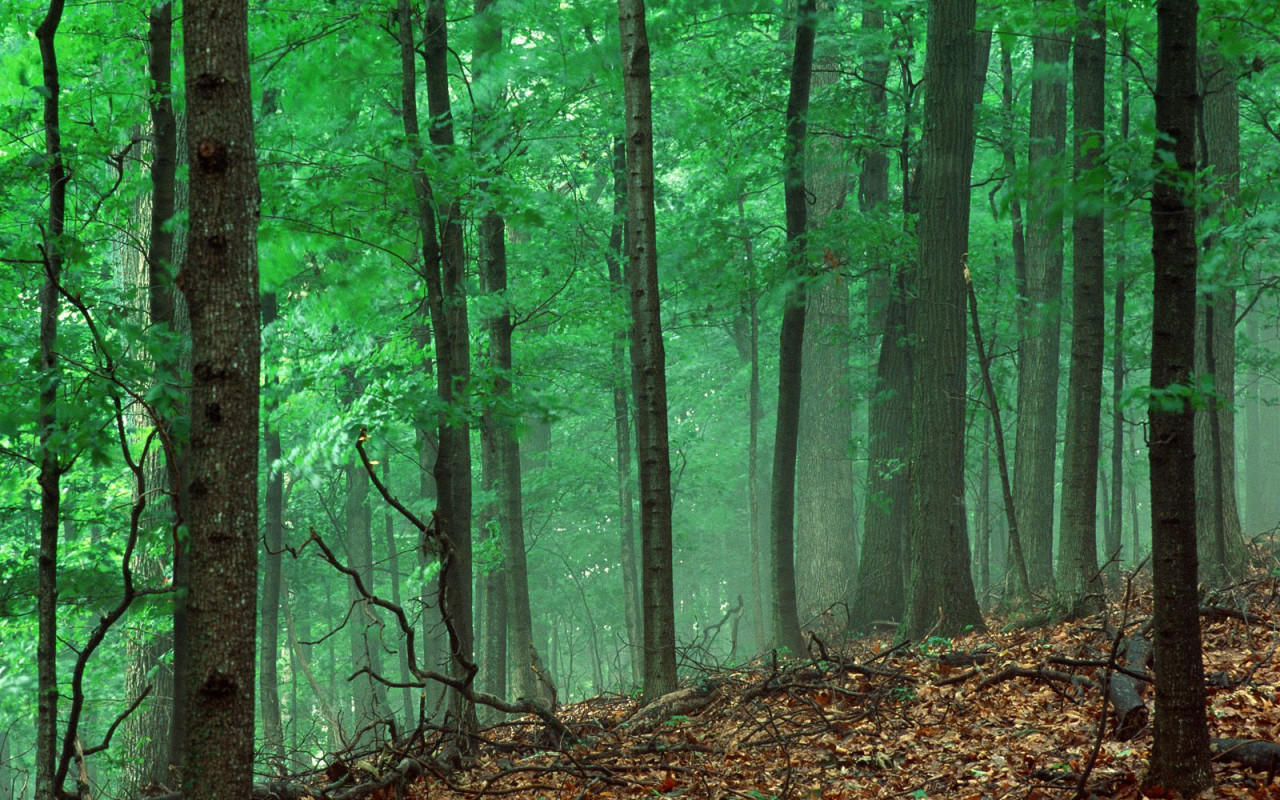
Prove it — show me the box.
[313,566,1280,800]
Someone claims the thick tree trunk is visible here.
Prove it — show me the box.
[1142,0,1213,793]
[1055,0,1106,614]
[795,31,856,624]
[617,0,678,701]
[1195,45,1247,583]
[770,0,817,657]
[901,0,985,640]
[178,0,261,795]
[853,269,912,628]
[1014,14,1068,593]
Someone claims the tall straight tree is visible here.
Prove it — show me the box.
[901,0,985,640]
[605,137,644,684]
[1143,0,1212,793]
[1055,0,1106,613]
[179,0,261,796]
[474,0,550,709]
[854,2,911,629]
[617,0,677,702]
[34,3,66,798]
[1195,39,1247,583]
[418,0,477,731]
[795,9,857,623]
[769,0,816,657]
[1014,7,1069,592]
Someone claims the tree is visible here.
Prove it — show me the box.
[795,9,857,623]
[901,0,985,641]
[770,0,817,657]
[34,3,66,798]
[1195,32,1247,583]
[1142,0,1213,793]
[1013,6,1069,593]
[854,3,911,630]
[1055,0,1106,614]
[474,0,550,709]
[177,0,261,796]
[617,0,677,702]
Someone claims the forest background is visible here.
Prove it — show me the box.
[1,0,1278,797]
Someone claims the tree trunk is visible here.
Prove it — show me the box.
[795,30,856,624]
[345,436,386,743]
[1055,0,1106,615]
[769,0,817,657]
[617,0,678,701]
[901,0,985,641]
[1142,0,1213,793]
[1013,12,1069,593]
[853,268,912,628]
[178,0,261,795]
[34,4,66,797]
[606,138,644,685]
[1195,43,1247,583]
[260,292,285,772]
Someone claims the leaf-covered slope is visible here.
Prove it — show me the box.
[301,569,1280,800]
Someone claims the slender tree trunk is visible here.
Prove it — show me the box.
[1110,26,1132,576]
[606,138,644,685]
[179,0,261,794]
[1055,0,1106,615]
[769,0,817,657]
[34,4,66,798]
[617,0,678,701]
[860,2,891,333]
[1143,0,1213,792]
[901,0,985,640]
[381,459,413,729]
[259,292,285,772]
[1014,12,1069,593]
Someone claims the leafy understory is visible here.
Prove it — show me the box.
[286,555,1280,800]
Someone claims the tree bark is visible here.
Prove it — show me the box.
[178,0,261,795]
[1055,0,1106,615]
[795,27,857,623]
[1195,43,1247,583]
[606,138,644,685]
[769,0,817,657]
[1014,10,1069,593]
[1142,0,1213,793]
[617,0,678,701]
[901,0,985,641]
[34,3,66,798]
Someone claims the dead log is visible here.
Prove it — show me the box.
[1109,635,1150,741]
[1211,738,1280,778]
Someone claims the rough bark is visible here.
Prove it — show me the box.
[795,42,856,621]
[1014,12,1069,593]
[178,0,261,795]
[617,0,678,701]
[853,269,912,628]
[769,0,817,657]
[1055,0,1106,615]
[901,0,985,640]
[1142,0,1213,793]
[1195,44,1247,583]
